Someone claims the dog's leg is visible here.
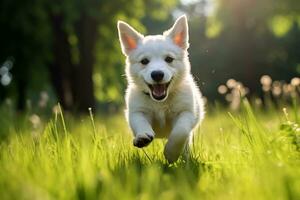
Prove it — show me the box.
[182,139,192,161]
[129,112,154,148]
[164,112,196,163]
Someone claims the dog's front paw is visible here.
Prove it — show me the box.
[164,148,180,163]
[133,133,154,148]
[164,142,185,163]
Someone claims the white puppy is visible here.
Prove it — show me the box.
[117,15,205,163]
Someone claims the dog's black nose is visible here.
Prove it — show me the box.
[151,70,164,82]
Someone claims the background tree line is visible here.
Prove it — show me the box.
[0,0,299,113]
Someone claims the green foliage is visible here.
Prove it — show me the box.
[0,0,52,93]
[0,0,177,110]
[0,102,300,199]
[269,15,294,37]
[186,0,300,101]
[1,0,299,110]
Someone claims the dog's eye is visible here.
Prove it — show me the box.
[140,58,150,65]
[165,56,174,63]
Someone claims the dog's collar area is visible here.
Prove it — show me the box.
[143,91,150,96]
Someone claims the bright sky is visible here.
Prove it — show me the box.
[180,0,215,16]
[181,0,201,5]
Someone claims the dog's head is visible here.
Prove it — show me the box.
[117,15,190,102]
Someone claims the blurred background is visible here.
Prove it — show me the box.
[0,0,299,114]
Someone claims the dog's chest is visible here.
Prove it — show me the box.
[154,109,166,126]
[150,104,174,138]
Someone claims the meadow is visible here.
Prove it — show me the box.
[1,0,299,199]
[0,96,299,200]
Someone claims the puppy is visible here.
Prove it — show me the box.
[117,15,205,163]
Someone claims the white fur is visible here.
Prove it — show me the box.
[117,15,205,163]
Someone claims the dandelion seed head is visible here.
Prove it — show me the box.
[218,85,227,94]
[52,105,59,114]
[291,77,300,86]
[226,79,237,89]
[260,75,272,86]
[272,86,281,96]
[29,114,41,129]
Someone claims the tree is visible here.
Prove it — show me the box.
[0,0,51,110]
[0,0,177,113]
[181,0,300,100]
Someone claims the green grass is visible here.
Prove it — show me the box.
[0,100,300,200]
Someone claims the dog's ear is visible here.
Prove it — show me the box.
[117,21,143,55]
[164,15,189,49]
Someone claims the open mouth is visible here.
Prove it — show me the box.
[147,81,171,101]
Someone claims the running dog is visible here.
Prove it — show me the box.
[117,15,205,163]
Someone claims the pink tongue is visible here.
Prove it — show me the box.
[152,84,166,97]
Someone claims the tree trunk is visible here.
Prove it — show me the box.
[49,11,97,113]
[232,0,259,93]
[49,14,74,110]
[74,13,97,112]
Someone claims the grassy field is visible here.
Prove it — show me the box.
[0,100,299,200]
